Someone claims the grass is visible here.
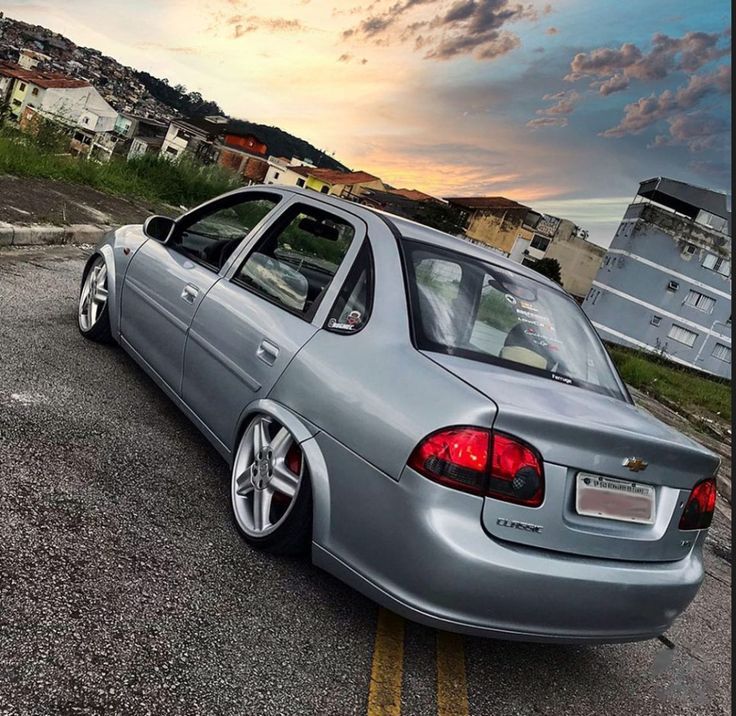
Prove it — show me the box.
[607,344,731,422]
[0,123,241,208]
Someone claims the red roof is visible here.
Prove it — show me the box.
[387,188,436,202]
[0,62,90,89]
[288,166,381,186]
[445,196,528,210]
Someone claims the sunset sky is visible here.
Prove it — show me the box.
[3,0,732,245]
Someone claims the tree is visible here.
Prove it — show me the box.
[531,257,562,284]
[411,201,465,235]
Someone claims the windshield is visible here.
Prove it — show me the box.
[403,240,625,399]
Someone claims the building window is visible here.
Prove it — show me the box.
[11,99,20,107]
[684,290,716,313]
[165,146,178,156]
[712,343,731,363]
[31,87,39,96]
[668,325,698,347]
[650,315,662,326]
[702,253,731,276]
[530,235,551,252]
[296,178,305,188]
[274,171,280,179]
[696,210,728,233]
[667,280,679,291]
[320,185,330,194]
[19,82,26,91]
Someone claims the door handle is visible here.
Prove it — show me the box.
[181,284,200,304]
[256,339,279,366]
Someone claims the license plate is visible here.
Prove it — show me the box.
[575,473,656,525]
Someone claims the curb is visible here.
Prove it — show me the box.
[0,222,112,247]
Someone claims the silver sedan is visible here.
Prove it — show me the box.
[78,186,719,643]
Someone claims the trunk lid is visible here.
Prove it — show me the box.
[425,352,720,562]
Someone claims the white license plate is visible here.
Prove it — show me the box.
[575,473,656,525]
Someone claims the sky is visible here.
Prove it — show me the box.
[3,0,731,245]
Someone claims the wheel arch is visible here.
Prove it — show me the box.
[233,399,330,550]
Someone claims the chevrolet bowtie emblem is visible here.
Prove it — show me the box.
[623,457,648,472]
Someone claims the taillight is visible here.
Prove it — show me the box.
[679,478,717,530]
[408,427,489,495]
[408,427,544,507]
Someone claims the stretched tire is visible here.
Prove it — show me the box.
[231,414,312,555]
[78,255,113,344]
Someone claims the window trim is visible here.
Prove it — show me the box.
[324,240,375,335]
[229,200,363,324]
[167,190,283,273]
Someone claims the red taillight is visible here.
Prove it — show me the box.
[408,427,489,495]
[408,427,544,507]
[679,478,717,530]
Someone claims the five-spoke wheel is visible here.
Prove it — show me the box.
[231,415,312,554]
[78,255,112,342]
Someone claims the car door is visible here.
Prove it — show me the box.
[181,196,367,450]
[120,190,283,393]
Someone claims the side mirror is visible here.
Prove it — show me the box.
[143,215,176,243]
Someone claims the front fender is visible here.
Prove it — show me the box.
[82,225,148,338]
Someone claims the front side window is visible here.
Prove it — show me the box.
[403,240,624,398]
[171,194,280,270]
[234,204,355,318]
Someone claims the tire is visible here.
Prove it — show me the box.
[230,414,313,555]
[78,255,113,344]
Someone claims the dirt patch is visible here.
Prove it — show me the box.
[0,175,179,226]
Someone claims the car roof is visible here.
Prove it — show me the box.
[272,186,565,295]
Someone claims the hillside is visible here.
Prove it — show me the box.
[0,14,347,170]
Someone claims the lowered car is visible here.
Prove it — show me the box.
[78,186,720,643]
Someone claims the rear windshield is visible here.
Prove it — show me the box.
[402,240,625,399]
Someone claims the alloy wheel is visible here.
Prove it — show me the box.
[78,259,109,332]
[231,415,304,537]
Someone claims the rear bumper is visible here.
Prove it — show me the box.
[313,448,704,644]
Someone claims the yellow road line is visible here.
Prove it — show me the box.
[436,631,469,716]
[367,608,405,716]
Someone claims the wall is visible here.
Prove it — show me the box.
[160,123,193,160]
[583,202,731,379]
[545,233,605,300]
[223,133,267,156]
[464,208,529,254]
[264,165,307,187]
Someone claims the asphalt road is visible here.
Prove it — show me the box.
[0,245,731,716]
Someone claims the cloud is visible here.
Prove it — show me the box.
[598,73,629,96]
[337,53,368,64]
[566,29,730,94]
[342,0,535,62]
[601,64,731,137]
[526,116,568,128]
[538,89,580,114]
[651,111,730,152]
[228,15,306,38]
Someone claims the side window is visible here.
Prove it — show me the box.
[171,194,280,270]
[233,204,355,318]
[326,242,374,333]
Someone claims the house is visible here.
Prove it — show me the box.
[0,62,115,130]
[286,167,385,199]
[128,135,164,160]
[17,48,50,70]
[263,156,316,187]
[216,130,269,182]
[583,177,731,379]
[446,195,605,301]
[159,117,267,169]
